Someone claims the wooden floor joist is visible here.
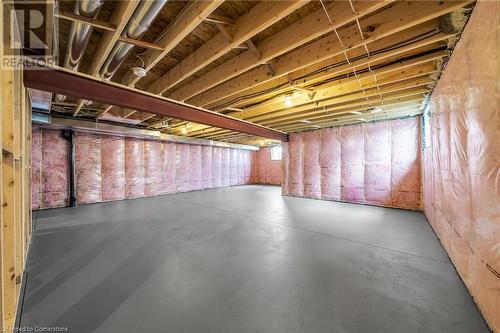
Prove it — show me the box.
[47,0,475,145]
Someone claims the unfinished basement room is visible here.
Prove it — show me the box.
[0,0,498,332]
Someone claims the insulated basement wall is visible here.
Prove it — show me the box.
[254,147,282,185]
[31,127,69,209]
[283,117,421,209]
[32,128,258,209]
[422,1,499,330]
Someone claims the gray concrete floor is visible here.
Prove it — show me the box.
[20,185,489,333]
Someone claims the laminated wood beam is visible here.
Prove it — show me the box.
[24,67,288,141]
[178,0,471,105]
[148,0,309,95]
[167,0,395,101]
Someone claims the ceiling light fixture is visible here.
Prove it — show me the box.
[371,107,383,113]
[284,96,294,107]
[299,119,312,123]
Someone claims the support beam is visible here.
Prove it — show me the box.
[24,67,288,141]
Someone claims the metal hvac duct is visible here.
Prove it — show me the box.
[64,0,103,70]
[100,0,167,80]
[56,0,103,102]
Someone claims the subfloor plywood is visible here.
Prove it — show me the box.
[20,185,489,332]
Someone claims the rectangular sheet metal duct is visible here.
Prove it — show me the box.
[23,67,288,142]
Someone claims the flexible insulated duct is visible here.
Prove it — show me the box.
[100,0,167,80]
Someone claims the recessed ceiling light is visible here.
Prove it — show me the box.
[284,96,294,107]
[371,107,383,113]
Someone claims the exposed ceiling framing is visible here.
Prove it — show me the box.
[43,0,474,146]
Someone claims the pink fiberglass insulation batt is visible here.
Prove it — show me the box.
[288,133,304,196]
[41,129,69,208]
[341,125,365,203]
[75,132,102,204]
[221,148,230,187]
[162,142,176,193]
[201,145,212,189]
[230,149,238,186]
[102,136,126,201]
[33,130,262,210]
[303,131,321,198]
[422,1,499,330]
[253,147,282,186]
[175,143,190,193]
[189,145,202,191]
[125,138,145,198]
[31,126,42,209]
[284,117,421,209]
[363,121,392,206]
[212,147,222,188]
[144,141,163,196]
[282,142,290,195]
[319,128,341,201]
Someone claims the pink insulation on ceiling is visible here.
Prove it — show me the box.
[144,141,163,196]
[102,136,126,201]
[41,129,69,208]
[125,138,145,198]
[283,117,421,209]
[422,1,499,330]
[75,133,102,204]
[31,126,42,210]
